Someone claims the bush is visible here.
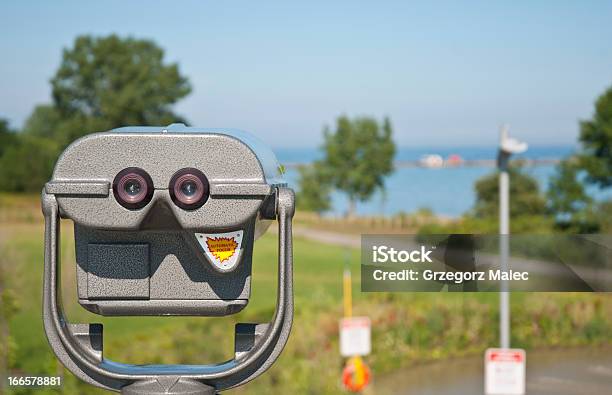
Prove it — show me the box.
[0,136,59,192]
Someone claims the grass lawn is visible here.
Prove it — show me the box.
[2,220,370,393]
[1,213,611,394]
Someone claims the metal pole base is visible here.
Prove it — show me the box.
[121,378,216,395]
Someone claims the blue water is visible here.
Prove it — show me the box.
[272,145,596,217]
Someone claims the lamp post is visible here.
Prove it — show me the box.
[497,125,527,349]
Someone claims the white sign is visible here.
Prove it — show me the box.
[339,317,371,357]
[485,348,526,395]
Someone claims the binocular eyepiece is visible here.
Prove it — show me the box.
[168,167,209,210]
[113,167,155,209]
[113,167,210,210]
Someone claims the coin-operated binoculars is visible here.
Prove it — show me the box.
[41,124,295,394]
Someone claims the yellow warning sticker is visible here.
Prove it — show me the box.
[206,237,238,262]
[195,230,243,272]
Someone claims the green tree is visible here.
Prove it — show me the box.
[0,119,17,157]
[0,34,192,193]
[473,165,546,219]
[296,162,332,213]
[0,136,59,192]
[48,34,191,146]
[22,105,61,139]
[321,115,396,216]
[547,159,599,232]
[546,85,612,232]
[597,200,612,232]
[578,85,612,188]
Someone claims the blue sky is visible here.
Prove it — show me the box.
[1,1,612,147]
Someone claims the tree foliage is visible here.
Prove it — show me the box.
[473,165,546,219]
[546,85,612,232]
[0,135,59,192]
[320,116,395,215]
[46,35,191,146]
[547,159,600,232]
[597,200,612,232]
[296,162,332,213]
[578,85,612,189]
[22,105,62,139]
[0,119,17,157]
[0,34,191,192]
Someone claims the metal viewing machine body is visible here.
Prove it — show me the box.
[41,124,295,394]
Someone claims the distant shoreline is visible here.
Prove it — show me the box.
[283,157,562,169]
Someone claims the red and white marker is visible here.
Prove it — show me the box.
[485,348,526,395]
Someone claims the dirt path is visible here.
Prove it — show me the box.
[292,225,362,248]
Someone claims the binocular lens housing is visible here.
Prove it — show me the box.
[169,168,209,210]
[112,167,210,210]
[113,167,154,209]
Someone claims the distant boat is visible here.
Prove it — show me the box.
[446,154,464,166]
[420,154,444,168]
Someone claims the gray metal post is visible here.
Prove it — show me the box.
[497,125,526,350]
[499,168,510,349]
